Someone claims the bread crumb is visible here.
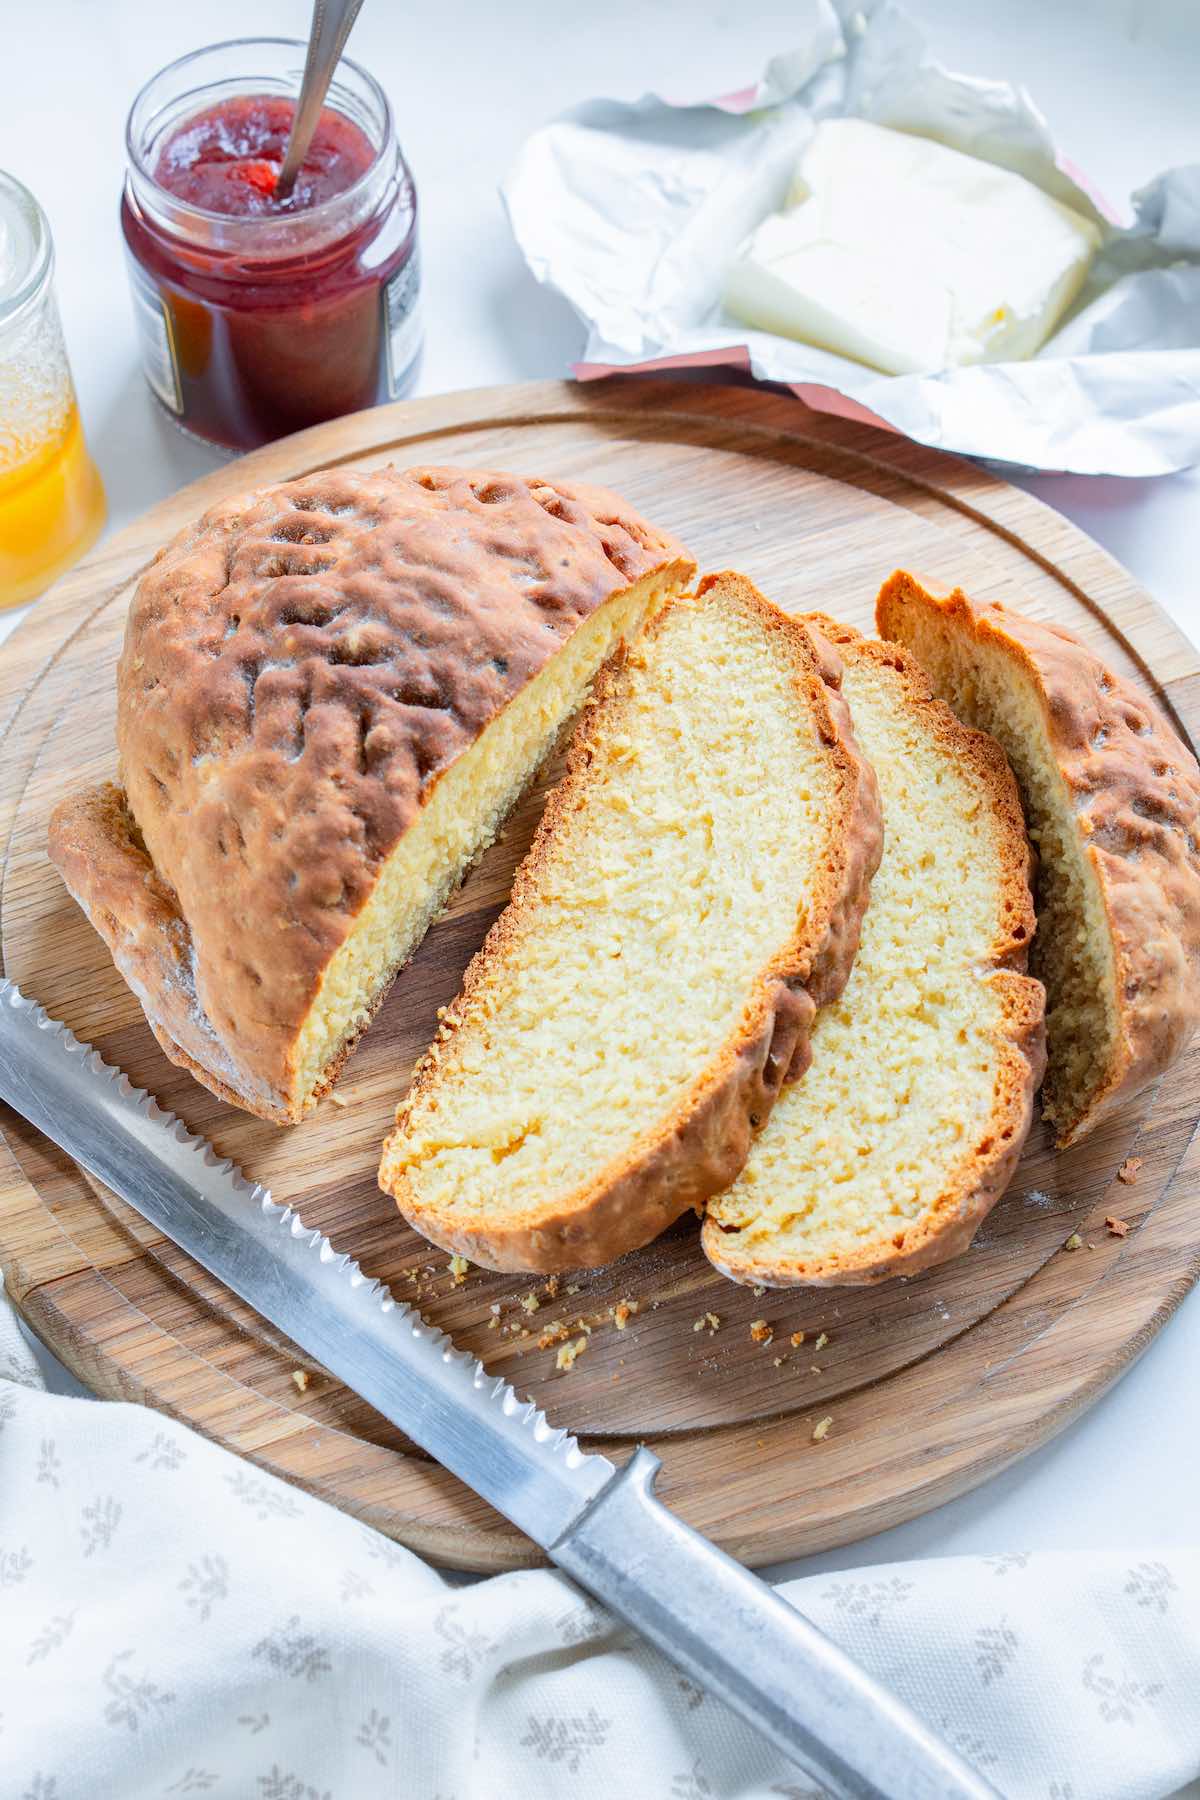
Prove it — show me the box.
[291,1369,309,1393]
[1117,1157,1143,1185]
[692,1312,721,1335]
[543,1275,561,1300]
[566,1284,581,1296]
[448,1254,470,1284]
[752,1285,766,1298]
[1105,1215,1130,1238]
[520,1291,541,1314]
[487,1315,499,1330]
[749,1319,773,1345]
[538,1320,571,1350]
[811,1416,832,1442]
[327,1091,348,1109]
[813,1331,829,1352]
[612,1300,638,1330]
[810,1365,822,1375]
[790,1331,806,1348]
[555,1336,588,1372]
[772,1356,785,1368]
[1064,1232,1084,1251]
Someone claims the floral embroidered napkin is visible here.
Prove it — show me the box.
[1,1285,1196,1800]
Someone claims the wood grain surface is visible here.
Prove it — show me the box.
[1,378,1198,1571]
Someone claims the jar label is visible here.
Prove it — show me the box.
[129,270,183,415]
[383,249,422,397]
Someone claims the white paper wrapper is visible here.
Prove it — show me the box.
[503,0,1200,476]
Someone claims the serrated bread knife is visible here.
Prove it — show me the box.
[0,981,999,1800]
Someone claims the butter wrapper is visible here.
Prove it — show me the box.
[502,0,1200,476]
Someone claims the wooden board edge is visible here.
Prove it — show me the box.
[3,376,1200,1570]
[7,377,1198,727]
[12,1259,541,1572]
[7,1097,1197,1572]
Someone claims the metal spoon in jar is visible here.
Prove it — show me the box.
[275,0,368,203]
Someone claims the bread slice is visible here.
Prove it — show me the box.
[702,621,1045,1287]
[48,466,694,1123]
[878,571,1200,1146]
[380,573,883,1271]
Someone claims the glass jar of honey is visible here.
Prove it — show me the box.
[121,39,421,453]
[0,173,106,608]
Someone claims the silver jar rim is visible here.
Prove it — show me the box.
[124,37,400,256]
[0,171,54,336]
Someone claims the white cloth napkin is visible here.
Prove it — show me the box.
[1,1287,1196,1800]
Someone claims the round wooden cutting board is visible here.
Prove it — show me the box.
[2,378,1199,1572]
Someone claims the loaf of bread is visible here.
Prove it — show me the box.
[48,466,695,1122]
[380,573,882,1271]
[878,572,1200,1146]
[703,620,1045,1286]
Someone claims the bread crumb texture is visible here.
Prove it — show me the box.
[381,573,881,1271]
[555,1337,588,1372]
[704,622,1044,1286]
[877,571,1200,1147]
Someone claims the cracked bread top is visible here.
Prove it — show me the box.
[52,464,692,1117]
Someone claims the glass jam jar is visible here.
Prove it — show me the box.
[0,171,106,606]
[121,39,420,452]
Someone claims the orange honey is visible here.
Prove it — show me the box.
[0,402,106,607]
[1,170,107,608]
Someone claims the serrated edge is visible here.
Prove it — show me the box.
[0,978,596,1476]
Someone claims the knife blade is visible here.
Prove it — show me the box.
[0,980,999,1800]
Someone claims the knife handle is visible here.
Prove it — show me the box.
[550,1449,1000,1800]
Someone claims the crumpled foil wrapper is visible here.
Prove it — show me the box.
[503,0,1200,475]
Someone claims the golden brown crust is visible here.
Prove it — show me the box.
[380,573,884,1272]
[47,466,694,1122]
[877,571,1200,1146]
[47,782,283,1118]
[701,621,1047,1287]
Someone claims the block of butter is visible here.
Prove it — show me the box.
[723,118,1102,376]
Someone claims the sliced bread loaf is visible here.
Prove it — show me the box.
[379,573,882,1271]
[702,621,1045,1286]
[878,572,1200,1146]
[48,466,694,1123]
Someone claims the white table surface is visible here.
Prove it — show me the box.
[3,0,1198,1586]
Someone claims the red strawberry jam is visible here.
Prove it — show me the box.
[122,47,420,452]
[152,95,375,217]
